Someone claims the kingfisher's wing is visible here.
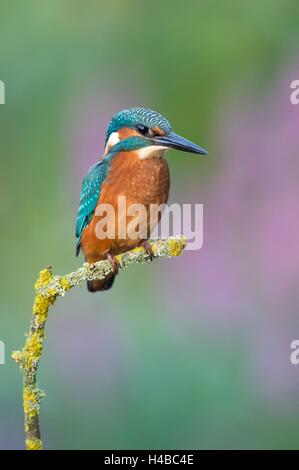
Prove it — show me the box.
[75,159,110,256]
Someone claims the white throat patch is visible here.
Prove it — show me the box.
[104,131,120,154]
[137,145,168,160]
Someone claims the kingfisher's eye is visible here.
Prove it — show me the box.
[137,124,154,137]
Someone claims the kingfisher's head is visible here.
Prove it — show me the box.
[104,107,208,159]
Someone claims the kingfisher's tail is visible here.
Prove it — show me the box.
[87,273,115,293]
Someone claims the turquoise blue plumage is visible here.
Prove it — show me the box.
[105,107,172,144]
[75,159,110,256]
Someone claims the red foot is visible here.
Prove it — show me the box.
[107,253,121,275]
[140,240,155,261]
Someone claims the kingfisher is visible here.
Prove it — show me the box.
[76,107,207,292]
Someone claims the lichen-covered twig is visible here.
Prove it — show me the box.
[12,236,186,450]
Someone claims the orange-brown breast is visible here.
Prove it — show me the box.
[80,151,170,262]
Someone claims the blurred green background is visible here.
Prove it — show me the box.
[1,0,299,449]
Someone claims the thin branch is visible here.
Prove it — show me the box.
[11,236,186,450]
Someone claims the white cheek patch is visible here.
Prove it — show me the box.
[137,145,168,160]
[104,131,120,154]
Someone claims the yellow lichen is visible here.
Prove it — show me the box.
[24,333,42,357]
[23,386,38,418]
[133,246,144,255]
[60,276,71,291]
[33,294,50,317]
[47,288,57,297]
[168,238,184,257]
[46,288,58,306]
[26,438,42,451]
[151,243,158,255]
[34,268,52,290]
[23,333,43,370]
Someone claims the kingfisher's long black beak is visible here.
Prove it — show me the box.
[153,131,208,155]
